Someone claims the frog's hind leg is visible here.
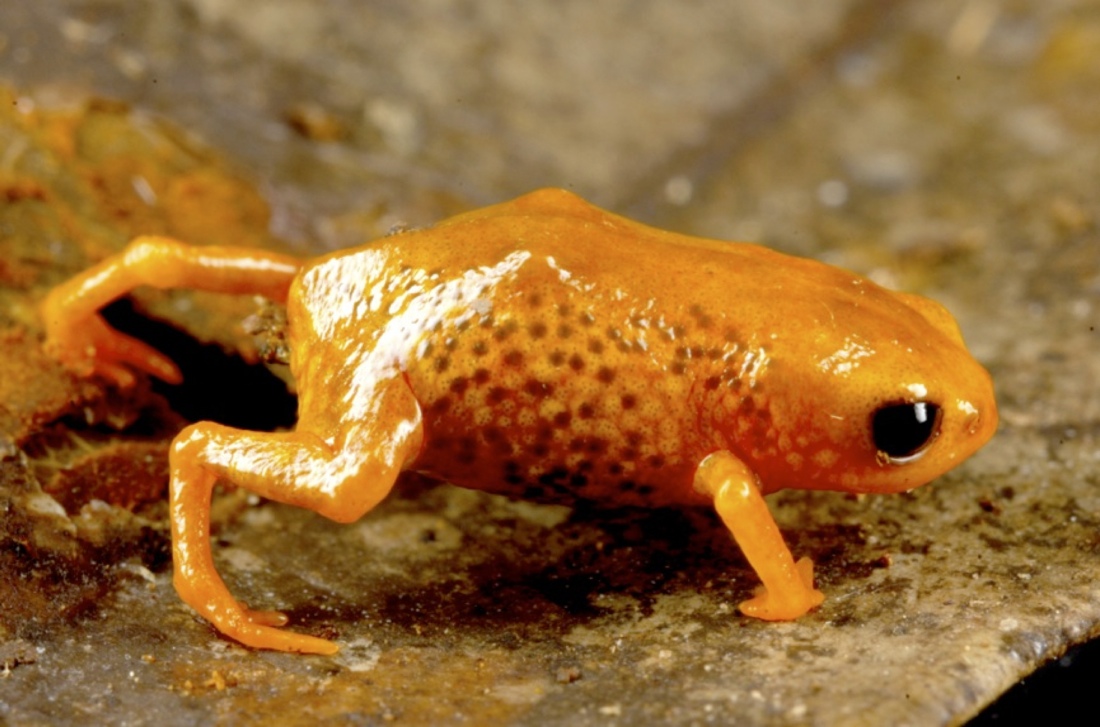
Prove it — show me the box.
[169,377,423,655]
[42,236,301,386]
[694,450,824,620]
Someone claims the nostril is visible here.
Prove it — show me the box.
[962,407,982,436]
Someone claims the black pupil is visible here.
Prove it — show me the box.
[872,402,940,459]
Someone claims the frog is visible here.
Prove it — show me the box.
[40,188,999,654]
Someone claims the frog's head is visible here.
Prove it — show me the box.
[757,284,998,495]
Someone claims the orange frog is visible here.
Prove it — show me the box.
[41,188,998,654]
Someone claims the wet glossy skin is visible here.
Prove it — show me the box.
[41,188,998,654]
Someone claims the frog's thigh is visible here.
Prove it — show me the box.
[168,377,422,653]
[694,451,824,621]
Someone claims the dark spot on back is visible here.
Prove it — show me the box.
[473,368,491,385]
[588,338,605,354]
[524,378,552,397]
[568,354,585,371]
[596,366,615,384]
[704,376,721,391]
[689,305,714,329]
[529,321,548,339]
[503,350,524,366]
[434,356,450,373]
[585,438,607,454]
[450,377,469,395]
[553,411,572,428]
[494,319,519,340]
[549,350,566,366]
[487,386,509,405]
[557,324,573,339]
[538,468,570,486]
[620,394,636,410]
[578,402,596,419]
[472,340,489,356]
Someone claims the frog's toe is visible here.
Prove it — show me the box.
[97,328,182,384]
[739,590,823,621]
[232,623,340,655]
[88,360,138,388]
[793,556,819,591]
[243,607,289,627]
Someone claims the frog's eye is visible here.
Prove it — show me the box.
[872,402,941,463]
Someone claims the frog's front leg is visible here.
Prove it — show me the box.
[41,236,300,386]
[170,378,423,655]
[694,451,824,620]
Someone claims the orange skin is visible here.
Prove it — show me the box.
[40,189,998,655]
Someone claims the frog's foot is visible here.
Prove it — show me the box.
[224,616,339,656]
[222,617,339,655]
[181,588,339,655]
[738,557,824,622]
[44,313,182,387]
